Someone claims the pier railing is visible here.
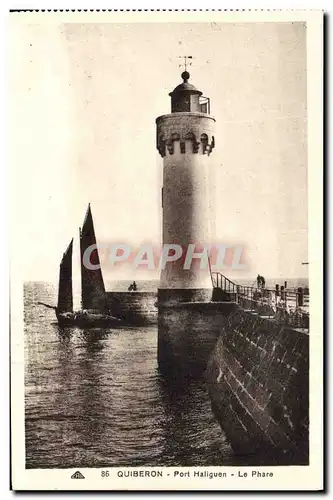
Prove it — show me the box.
[211,272,309,331]
[211,272,238,293]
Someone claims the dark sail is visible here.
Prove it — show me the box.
[80,204,107,311]
[57,238,73,313]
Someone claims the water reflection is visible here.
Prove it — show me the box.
[156,375,232,466]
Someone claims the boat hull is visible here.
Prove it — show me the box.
[57,312,122,328]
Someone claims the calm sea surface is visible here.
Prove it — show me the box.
[25,281,236,468]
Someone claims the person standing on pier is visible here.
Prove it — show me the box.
[256,275,266,289]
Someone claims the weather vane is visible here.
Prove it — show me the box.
[178,55,193,72]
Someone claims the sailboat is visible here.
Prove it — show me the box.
[38,204,122,328]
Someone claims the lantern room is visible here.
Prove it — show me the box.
[169,71,211,114]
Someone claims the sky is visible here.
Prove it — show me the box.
[9,20,308,282]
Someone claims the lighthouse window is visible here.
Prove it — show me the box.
[199,96,210,114]
[172,95,190,112]
[200,102,208,113]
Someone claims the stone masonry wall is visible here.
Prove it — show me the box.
[158,301,236,378]
[106,291,157,325]
[206,307,309,464]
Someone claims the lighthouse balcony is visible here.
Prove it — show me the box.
[156,112,215,158]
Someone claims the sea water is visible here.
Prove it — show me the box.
[24,281,234,468]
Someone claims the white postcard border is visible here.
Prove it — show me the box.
[9,8,323,491]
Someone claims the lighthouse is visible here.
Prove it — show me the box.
[156,70,216,304]
[156,70,220,376]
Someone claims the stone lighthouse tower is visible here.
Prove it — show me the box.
[156,71,218,376]
[156,70,216,304]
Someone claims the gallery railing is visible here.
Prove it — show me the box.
[211,272,309,331]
